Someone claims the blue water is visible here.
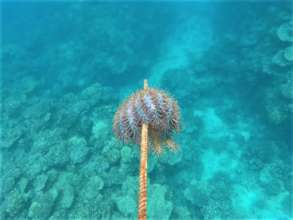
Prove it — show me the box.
[1,1,292,219]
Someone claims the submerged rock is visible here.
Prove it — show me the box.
[272,50,290,67]
[82,176,104,200]
[3,188,27,218]
[68,136,89,164]
[173,206,192,220]
[120,146,134,163]
[184,181,208,206]
[102,138,121,165]
[281,80,293,99]
[19,76,40,95]
[1,122,23,149]
[116,195,136,216]
[160,148,182,166]
[45,142,69,168]
[284,46,293,61]
[33,174,48,193]
[45,169,59,191]
[148,184,173,220]
[277,21,293,42]
[2,167,22,194]
[28,189,59,219]
[266,105,288,125]
[60,185,75,209]
[18,177,30,194]
[111,176,138,217]
[91,119,109,142]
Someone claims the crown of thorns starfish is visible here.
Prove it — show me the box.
[113,88,180,153]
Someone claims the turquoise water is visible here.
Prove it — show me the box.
[1,1,292,219]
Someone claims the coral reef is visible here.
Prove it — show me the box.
[148,184,173,220]
[277,20,293,42]
[1,2,292,220]
[68,136,89,164]
[28,189,59,219]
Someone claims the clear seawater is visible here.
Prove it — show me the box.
[1,1,292,220]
